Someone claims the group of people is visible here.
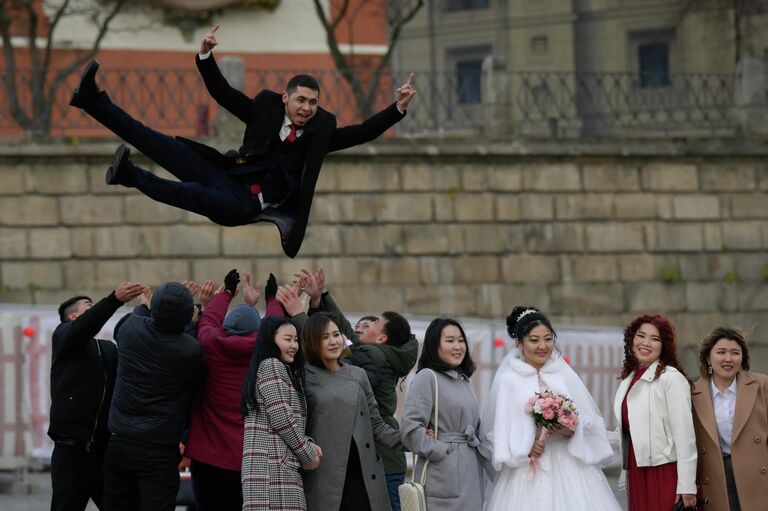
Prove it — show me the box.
[48,264,767,511]
[52,20,767,511]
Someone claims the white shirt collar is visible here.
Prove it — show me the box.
[710,376,738,398]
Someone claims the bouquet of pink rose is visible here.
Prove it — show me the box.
[524,389,579,475]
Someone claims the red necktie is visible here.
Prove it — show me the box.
[284,124,297,143]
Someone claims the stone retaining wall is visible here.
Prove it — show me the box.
[1,140,766,363]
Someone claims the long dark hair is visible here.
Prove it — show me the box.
[417,317,476,377]
[618,313,688,381]
[240,316,306,416]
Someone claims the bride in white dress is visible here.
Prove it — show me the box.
[481,306,622,511]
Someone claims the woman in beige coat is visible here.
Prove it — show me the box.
[691,326,768,511]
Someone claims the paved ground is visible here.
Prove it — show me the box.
[1,467,628,510]
[0,470,192,511]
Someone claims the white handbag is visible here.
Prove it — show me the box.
[398,369,439,511]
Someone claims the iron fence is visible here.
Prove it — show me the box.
[0,66,749,138]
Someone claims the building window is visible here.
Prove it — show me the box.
[638,42,670,88]
[447,0,490,11]
[456,59,484,103]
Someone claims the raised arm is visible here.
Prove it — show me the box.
[196,25,258,124]
[327,73,414,152]
[52,282,144,359]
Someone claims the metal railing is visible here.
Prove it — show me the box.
[0,66,751,138]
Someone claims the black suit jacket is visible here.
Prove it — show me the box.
[178,54,406,258]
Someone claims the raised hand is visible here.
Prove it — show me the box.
[138,287,153,309]
[199,279,216,307]
[241,271,261,306]
[396,73,416,111]
[315,268,325,294]
[224,269,240,296]
[294,268,322,308]
[276,284,304,317]
[182,280,200,299]
[114,282,146,303]
[200,24,220,54]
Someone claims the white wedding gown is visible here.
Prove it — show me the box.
[484,434,621,511]
[481,354,622,511]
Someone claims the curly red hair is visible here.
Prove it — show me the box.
[618,314,689,381]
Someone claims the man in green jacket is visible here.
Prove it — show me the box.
[299,269,417,511]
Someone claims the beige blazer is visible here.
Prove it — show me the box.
[691,372,768,511]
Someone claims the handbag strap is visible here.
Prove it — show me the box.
[413,369,439,486]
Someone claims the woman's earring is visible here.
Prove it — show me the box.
[707,365,713,376]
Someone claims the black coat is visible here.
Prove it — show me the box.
[179,54,406,257]
[48,293,121,450]
[108,283,204,447]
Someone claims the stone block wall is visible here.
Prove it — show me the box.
[0,141,766,367]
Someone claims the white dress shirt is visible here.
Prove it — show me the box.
[280,116,304,141]
[710,377,738,454]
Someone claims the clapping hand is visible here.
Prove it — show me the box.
[182,280,200,300]
[114,282,146,304]
[241,272,261,306]
[138,287,153,309]
[199,279,216,307]
[200,25,219,54]
[276,284,304,317]
[294,268,323,308]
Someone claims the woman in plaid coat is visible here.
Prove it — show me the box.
[241,316,322,510]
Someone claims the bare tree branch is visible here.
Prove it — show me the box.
[313,0,424,116]
[0,0,127,135]
[49,0,126,110]
[0,2,31,127]
[43,0,71,72]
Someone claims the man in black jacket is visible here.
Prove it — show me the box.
[49,282,145,511]
[68,25,416,258]
[102,281,204,511]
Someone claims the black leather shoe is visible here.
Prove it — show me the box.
[69,60,100,108]
[105,144,132,185]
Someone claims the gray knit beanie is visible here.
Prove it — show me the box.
[222,304,261,336]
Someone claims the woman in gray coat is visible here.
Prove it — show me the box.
[301,313,403,511]
[400,317,487,511]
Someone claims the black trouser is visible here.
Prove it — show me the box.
[50,441,105,511]
[84,92,261,226]
[190,460,242,511]
[340,439,372,511]
[723,454,742,511]
[102,435,181,511]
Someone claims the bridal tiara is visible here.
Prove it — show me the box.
[517,309,538,322]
